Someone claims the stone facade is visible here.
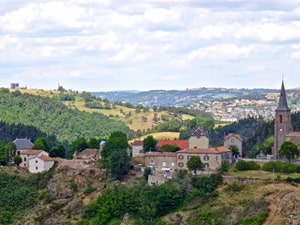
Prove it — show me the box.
[223,133,243,157]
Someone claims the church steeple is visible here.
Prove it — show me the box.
[273,80,293,158]
[276,81,290,111]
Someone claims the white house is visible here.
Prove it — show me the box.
[20,150,55,173]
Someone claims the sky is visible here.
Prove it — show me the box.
[1,0,300,91]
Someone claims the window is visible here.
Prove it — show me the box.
[36,160,38,163]
[280,115,283,123]
[24,163,26,167]
[187,155,191,160]
[204,163,209,168]
[178,155,184,160]
[163,162,166,167]
[231,139,235,143]
[178,162,184,167]
[24,157,27,162]
[36,167,38,170]
[150,159,154,164]
[204,155,209,161]
[171,162,175,167]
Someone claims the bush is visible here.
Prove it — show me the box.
[235,160,260,171]
[262,161,297,173]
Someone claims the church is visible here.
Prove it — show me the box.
[273,81,300,158]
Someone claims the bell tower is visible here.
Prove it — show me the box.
[273,81,293,158]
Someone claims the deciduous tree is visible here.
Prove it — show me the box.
[187,156,203,174]
[279,141,300,163]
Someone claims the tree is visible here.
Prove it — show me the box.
[49,145,66,158]
[69,137,89,157]
[279,141,300,163]
[89,137,100,149]
[0,142,8,165]
[101,131,130,180]
[13,155,22,166]
[32,137,50,152]
[6,142,16,162]
[160,144,180,152]
[143,135,157,152]
[229,145,239,158]
[187,156,203,174]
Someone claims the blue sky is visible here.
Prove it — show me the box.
[0,0,300,91]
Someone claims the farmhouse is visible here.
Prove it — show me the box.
[20,149,55,173]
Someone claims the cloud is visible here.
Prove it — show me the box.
[1,0,300,91]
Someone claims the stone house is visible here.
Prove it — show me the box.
[132,140,144,157]
[176,147,232,171]
[188,127,209,149]
[20,149,55,173]
[223,133,243,157]
[145,151,177,175]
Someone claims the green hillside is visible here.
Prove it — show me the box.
[0,88,129,143]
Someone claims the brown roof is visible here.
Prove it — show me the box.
[157,140,188,150]
[177,146,231,154]
[38,155,54,161]
[132,140,143,146]
[20,150,43,155]
[145,151,177,157]
[224,133,243,142]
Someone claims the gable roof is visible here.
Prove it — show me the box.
[132,140,143,146]
[157,140,188,150]
[20,150,43,155]
[13,138,34,150]
[177,146,231,154]
[38,155,54,161]
[224,133,243,142]
[276,81,290,111]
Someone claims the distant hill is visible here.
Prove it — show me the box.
[93,88,279,106]
[0,88,129,143]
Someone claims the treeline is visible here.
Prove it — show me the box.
[0,88,129,143]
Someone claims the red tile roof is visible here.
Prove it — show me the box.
[145,151,177,157]
[177,146,231,154]
[132,140,143,146]
[157,140,188,150]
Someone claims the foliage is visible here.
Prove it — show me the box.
[69,137,89,157]
[82,174,223,225]
[0,141,8,165]
[180,116,214,139]
[279,141,300,162]
[6,142,16,160]
[220,160,230,172]
[235,160,260,171]
[155,119,181,132]
[101,131,130,180]
[32,137,50,152]
[0,90,129,143]
[237,211,269,225]
[143,135,157,152]
[14,155,22,166]
[0,171,54,222]
[228,145,239,157]
[191,174,223,193]
[160,144,180,152]
[49,144,66,158]
[144,167,152,180]
[262,161,298,173]
[187,156,204,174]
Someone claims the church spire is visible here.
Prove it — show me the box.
[276,80,290,111]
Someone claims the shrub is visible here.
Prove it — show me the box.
[235,160,260,171]
[262,161,297,173]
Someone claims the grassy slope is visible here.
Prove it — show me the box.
[19,89,190,140]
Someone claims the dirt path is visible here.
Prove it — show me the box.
[262,184,300,225]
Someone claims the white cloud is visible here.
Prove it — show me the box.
[1,0,300,90]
